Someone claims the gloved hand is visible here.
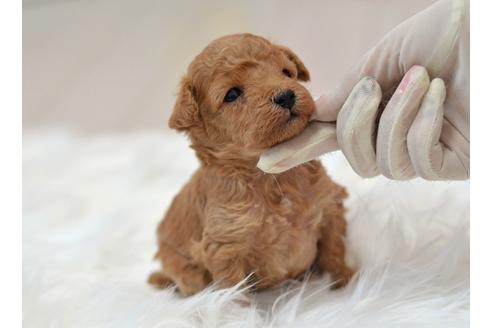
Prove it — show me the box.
[257,0,469,180]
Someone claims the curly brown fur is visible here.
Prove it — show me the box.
[149,33,353,296]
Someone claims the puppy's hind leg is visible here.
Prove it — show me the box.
[148,271,173,289]
[150,243,212,296]
[317,202,354,289]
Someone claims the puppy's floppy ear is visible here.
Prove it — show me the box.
[168,77,201,131]
[278,46,310,81]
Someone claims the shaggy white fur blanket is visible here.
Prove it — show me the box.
[23,131,469,328]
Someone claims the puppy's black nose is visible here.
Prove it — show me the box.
[273,89,296,111]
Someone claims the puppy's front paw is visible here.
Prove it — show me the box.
[330,267,354,289]
[177,265,211,297]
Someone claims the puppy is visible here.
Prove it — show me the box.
[149,33,353,296]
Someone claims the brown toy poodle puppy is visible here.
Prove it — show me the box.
[148,33,353,296]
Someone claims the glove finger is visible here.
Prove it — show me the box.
[407,78,469,180]
[257,122,338,174]
[376,66,430,180]
[337,77,382,178]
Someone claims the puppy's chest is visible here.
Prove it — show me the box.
[253,188,323,241]
[204,166,330,239]
[246,184,323,281]
[216,176,325,239]
[204,174,326,282]
[256,175,323,222]
[254,193,319,227]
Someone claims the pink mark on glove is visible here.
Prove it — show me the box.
[397,66,418,94]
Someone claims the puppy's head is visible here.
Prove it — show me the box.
[169,34,314,157]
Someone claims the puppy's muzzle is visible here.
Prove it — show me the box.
[273,89,296,112]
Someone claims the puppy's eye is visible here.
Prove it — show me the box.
[224,87,242,103]
[282,69,292,78]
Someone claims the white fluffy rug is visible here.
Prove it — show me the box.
[23,131,469,328]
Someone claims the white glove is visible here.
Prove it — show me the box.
[258,0,469,180]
